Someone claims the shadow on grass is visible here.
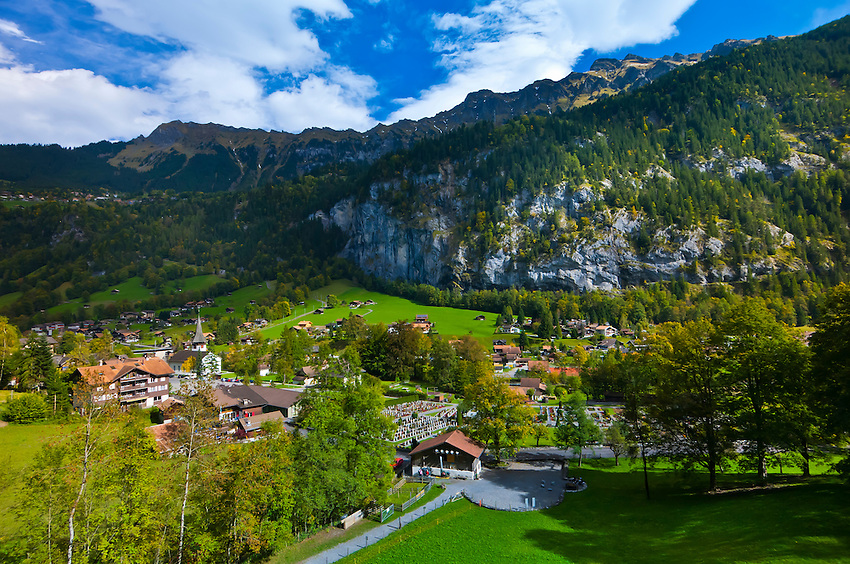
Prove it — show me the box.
[523,466,850,563]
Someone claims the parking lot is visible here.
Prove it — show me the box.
[461,460,568,511]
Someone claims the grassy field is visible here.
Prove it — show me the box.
[260,281,501,346]
[386,482,429,506]
[44,274,232,316]
[0,423,76,537]
[337,461,850,564]
[267,484,444,564]
[0,292,21,309]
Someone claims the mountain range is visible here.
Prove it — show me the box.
[0,39,769,193]
[1,17,848,327]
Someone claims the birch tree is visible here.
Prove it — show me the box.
[173,382,218,564]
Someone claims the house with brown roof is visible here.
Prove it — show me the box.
[409,429,485,479]
[146,421,183,453]
[236,410,286,438]
[526,360,551,373]
[73,357,172,409]
[213,384,303,423]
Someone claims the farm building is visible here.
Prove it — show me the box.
[409,429,484,480]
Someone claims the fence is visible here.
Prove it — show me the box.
[396,478,433,512]
[339,509,364,530]
[387,476,406,496]
[379,504,395,523]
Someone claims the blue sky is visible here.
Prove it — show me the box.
[0,0,847,147]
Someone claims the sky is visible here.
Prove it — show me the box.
[0,0,847,147]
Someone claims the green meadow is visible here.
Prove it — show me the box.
[0,423,76,538]
[44,274,230,317]
[0,292,21,310]
[338,461,850,564]
[260,281,500,345]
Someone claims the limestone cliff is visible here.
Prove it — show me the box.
[319,151,809,291]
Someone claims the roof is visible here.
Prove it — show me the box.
[409,429,485,459]
[214,384,302,410]
[238,410,285,433]
[168,350,209,364]
[520,377,546,390]
[146,421,183,452]
[76,357,173,386]
[192,313,206,344]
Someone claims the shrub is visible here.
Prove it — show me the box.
[4,394,49,423]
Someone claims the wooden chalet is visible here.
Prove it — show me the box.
[409,429,485,480]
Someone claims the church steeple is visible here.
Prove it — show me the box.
[192,309,207,352]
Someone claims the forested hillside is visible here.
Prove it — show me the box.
[0,39,754,193]
[316,16,849,292]
[1,17,849,330]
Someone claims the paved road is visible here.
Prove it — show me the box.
[301,448,613,564]
[302,481,467,564]
[463,462,565,510]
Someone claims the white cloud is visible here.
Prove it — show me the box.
[267,66,378,132]
[87,0,351,74]
[159,53,268,128]
[0,42,15,65]
[375,35,394,52]
[0,66,166,147]
[0,18,41,43]
[80,0,379,136]
[389,0,695,122]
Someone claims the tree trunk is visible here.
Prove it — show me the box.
[68,413,93,564]
[177,421,195,564]
[801,437,810,478]
[708,461,716,491]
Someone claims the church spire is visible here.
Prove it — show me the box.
[192,309,206,351]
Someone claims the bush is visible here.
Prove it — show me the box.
[4,394,49,423]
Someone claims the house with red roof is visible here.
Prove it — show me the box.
[409,429,485,479]
[73,357,173,409]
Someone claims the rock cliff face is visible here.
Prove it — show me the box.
[321,182,797,292]
[320,139,811,291]
[315,198,454,285]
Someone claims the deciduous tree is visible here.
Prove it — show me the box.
[554,392,601,468]
[646,320,732,491]
[463,373,534,463]
[810,283,850,479]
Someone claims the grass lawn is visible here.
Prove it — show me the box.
[267,484,443,564]
[386,482,428,506]
[337,461,850,564]
[0,423,77,537]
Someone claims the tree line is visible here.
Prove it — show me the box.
[3,376,395,564]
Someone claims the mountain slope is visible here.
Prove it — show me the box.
[1,19,848,326]
[0,40,767,193]
[310,19,849,291]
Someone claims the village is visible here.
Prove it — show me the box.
[2,282,845,564]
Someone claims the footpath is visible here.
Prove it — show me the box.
[302,481,466,564]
